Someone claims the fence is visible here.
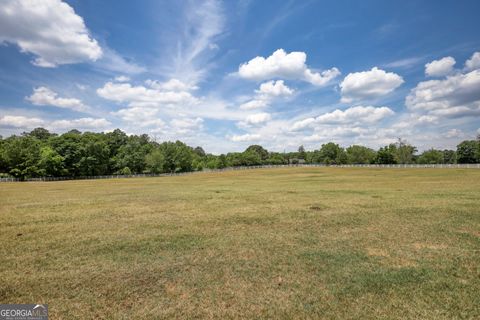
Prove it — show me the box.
[1,163,479,182]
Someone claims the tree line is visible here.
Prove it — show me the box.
[0,128,479,179]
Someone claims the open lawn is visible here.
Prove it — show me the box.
[1,167,479,319]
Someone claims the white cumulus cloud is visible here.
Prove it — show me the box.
[170,117,204,134]
[97,80,198,108]
[239,99,269,110]
[292,106,394,130]
[238,49,340,86]
[26,87,90,112]
[443,129,464,139]
[0,114,110,132]
[240,80,294,110]
[256,80,294,97]
[425,56,456,77]
[465,52,480,71]
[0,115,44,128]
[0,0,102,67]
[406,68,480,118]
[243,113,271,125]
[340,67,404,103]
[230,133,261,142]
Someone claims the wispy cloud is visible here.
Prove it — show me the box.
[94,47,146,75]
[162,0,225,84]
[384,56,425,69]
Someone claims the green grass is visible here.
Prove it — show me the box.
[1,167,479,319]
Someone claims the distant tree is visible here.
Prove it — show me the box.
[245,145,269,161]
[2,136,43,179]
[306,150,322,164]
[456,140,479,163]
[394,138,417,164]
[78,137,110,176]
[105,129,128,157]
[477,134,480,162]
[38,146,66,176]
[267,152,287,165]
[217,154,228,168]
[192,158,204,171]
[375,145,397,164]
[319,142,346,164]
[346,145,376,164]
[417,149,444,164]
[442,150,457,164]
[205,157,218,169]
[193,146,206,157]
[119,167,132,175]
[145,149,165,173]
[242,150,262,166]
[159,141,193,172]
[298,145,306,160]
[113,135,152,173]
[66,129,82,135]
[49,131,84,176]
[25,127,55,141]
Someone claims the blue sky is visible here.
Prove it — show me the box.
[1,0,480,153]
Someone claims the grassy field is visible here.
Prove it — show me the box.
[1,167,479,319]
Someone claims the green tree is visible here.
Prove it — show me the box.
[217,154,228,168]
[319,142,346,164]
[113,135,152,173]
[158,141,193,173]
[193,146,206,157]
[25,127,55,141]
[38,146,66,176]
[417,149,444,164]
[267,153,287,165]
[298,145,306,160]
[346,145,376,164]
[442,150,456,164]
[145,149,165,173]
[306,150,322,164]
[105,129,128,157]
[477,134,480,162]
[241,150,262,165]
[78,134,110,176]
[394,139,417,164]
[49,130,84,176]
[375,145,397,164]
[2,136,43,179]
[457,140,479,163]
[245,145,269,161]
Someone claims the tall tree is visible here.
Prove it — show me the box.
[38,146,66,176]
[457,140,479,163]
[346,145,376,164]
[145,149,165,173]
[442,150,457,164]
[319,142,347,164]
[375,145,397,164]
[24,127,55,141]
[298,145,306,160]
[245,145,269,161]
[394,139,417,164]
[49,130,84,176]
[2,136,43,179]
[159,141,193,173]
[193,146,206,157]
[417,149,444,164]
